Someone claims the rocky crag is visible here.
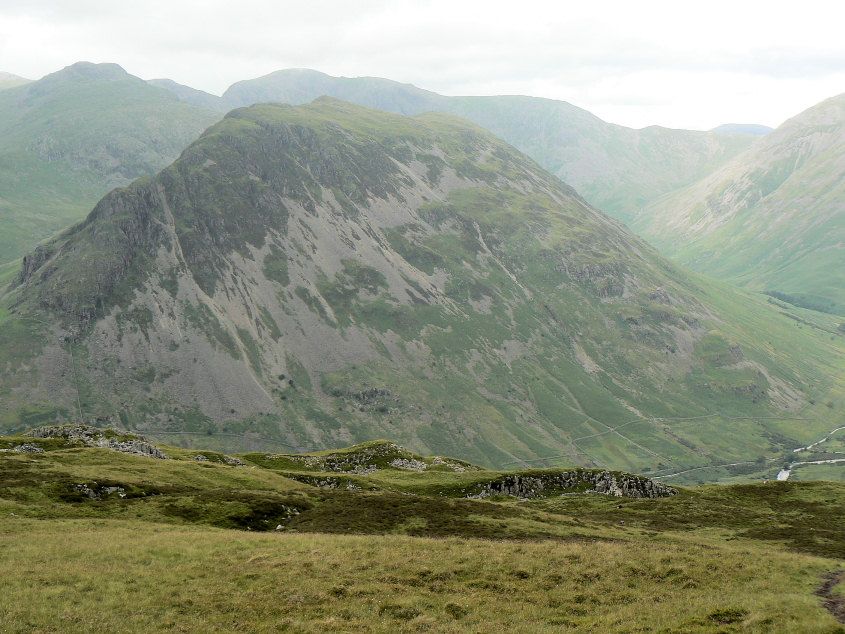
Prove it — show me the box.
[26,425,169,459]
[468,470,677,499]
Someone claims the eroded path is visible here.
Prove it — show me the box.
[815,571,845,625]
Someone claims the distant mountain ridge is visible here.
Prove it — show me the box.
[154,68,755,224]
[0,62,755,268]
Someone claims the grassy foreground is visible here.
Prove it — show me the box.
[0,430,843,632]
[0,519,840,633]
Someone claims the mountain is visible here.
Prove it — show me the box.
[710,123,773,135]
[443,96,755,225]
[147,78,227,111]
[0,61,220,264]
[222,68,450,116]
[634,93,845,315]
[1,98,840,478]
[153,68,756,224]
[0,71,31,91]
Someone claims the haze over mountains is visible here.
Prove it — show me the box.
[157,68,758,225]
[0,71,30,91]
[3,63,842,319]
[635,94,845,315]
[709,123,773,135]
[1,98,840,480]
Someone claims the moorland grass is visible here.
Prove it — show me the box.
[0,518,841,633]
[1,436,844,632]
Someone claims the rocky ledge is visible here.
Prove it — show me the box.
[468,470,677,500]
[267,441,476,474]
[25,425,169,460]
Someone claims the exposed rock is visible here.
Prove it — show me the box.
[284,473,375,491]
[193,454,209,462]
[224,456,245,466]
[12,443,45,453]
[389,457,427,471]
[467,470,676,500]
[432,456,468,472]
[72,482,126,500]
[266,442,478,474]
[26,425,169,459]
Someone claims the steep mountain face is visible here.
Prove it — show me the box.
[159,68,754,224]
[635,94,845,315]
[1,99,838,474]
[0,61,220,264]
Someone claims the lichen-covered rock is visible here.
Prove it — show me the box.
[468,470,676,500]
[389,457,427,471]
[25,425,169,459]
[12,443,45,454]
[72,483,126,500]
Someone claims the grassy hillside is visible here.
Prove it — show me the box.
[0,62,219,264]
[0,430,843,632]
[636,93,845,314]
[1,98,842,482]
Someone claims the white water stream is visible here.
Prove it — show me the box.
[777,426,845,480]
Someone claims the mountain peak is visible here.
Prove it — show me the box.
[41,61,131,85]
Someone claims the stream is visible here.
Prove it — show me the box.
[777,426,845,480]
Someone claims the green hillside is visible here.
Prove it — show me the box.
[0,61,219,264]
[635,93,845,315]
[1,99,842,482]
[0,428,843,631]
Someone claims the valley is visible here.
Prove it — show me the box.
[0,98,841,484]
[635,94,845,315]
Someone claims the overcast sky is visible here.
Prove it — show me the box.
[2,0,845,130]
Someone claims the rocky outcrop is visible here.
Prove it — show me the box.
[267,441,476,474]
[26,425,169,459]
[389,457,428,471]
[192,453,245,466]
[0,443,46,454]
[468,470,677,500]
[72,483,126,500]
